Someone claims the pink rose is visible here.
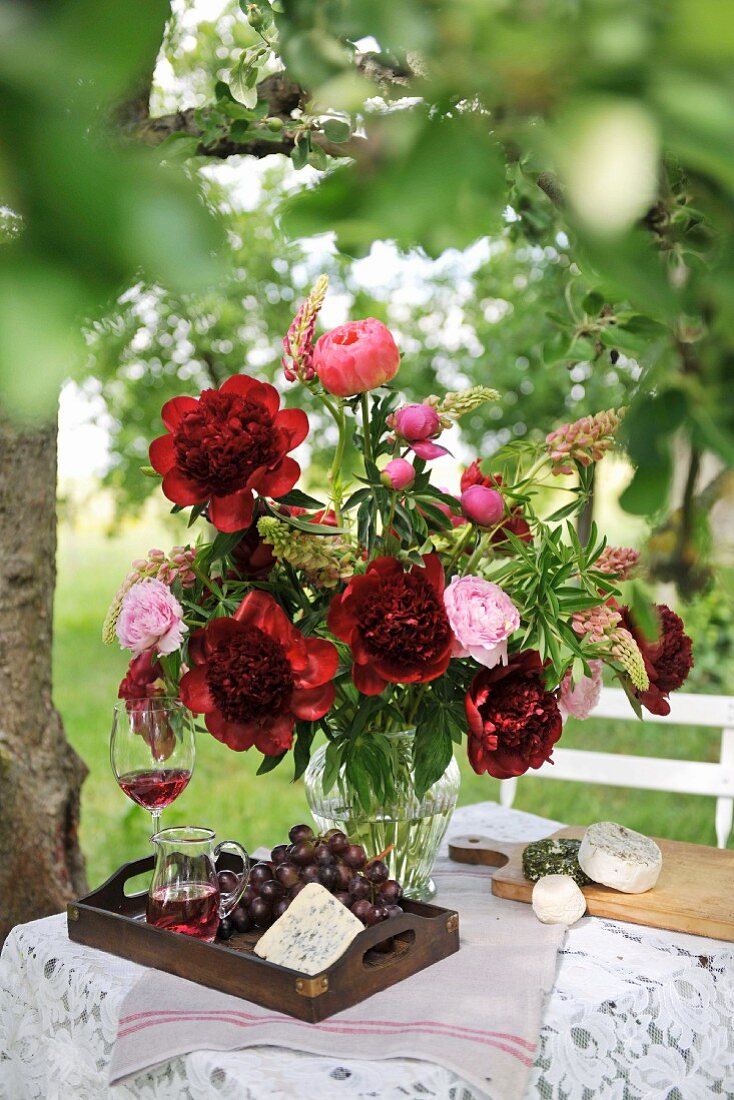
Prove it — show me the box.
[116,578,187,657]
[559,660,603,720]
[313,318,400,397]
[461,485,505,526]
[381,457,416,491]
[443,575,520,668]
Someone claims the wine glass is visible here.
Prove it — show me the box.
[111,698,196,838]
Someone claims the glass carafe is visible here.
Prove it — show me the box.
[147,826,249,942]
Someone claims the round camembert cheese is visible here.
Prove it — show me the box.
[578,821,662,893]
[531,875,587,925]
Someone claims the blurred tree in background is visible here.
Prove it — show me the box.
[1,0,733,931]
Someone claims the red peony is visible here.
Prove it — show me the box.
[461,463,532,545]
[465,650,562,779]
[149,376,309,534]
[328,554,454,695]
[180,591,338,755]
[621,604,693,716]
[118,651,166,701]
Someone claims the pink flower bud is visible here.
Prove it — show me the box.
[394,404,441,442]
[461,485,504,526]
[381,458,416,491]
[314,318,400,397]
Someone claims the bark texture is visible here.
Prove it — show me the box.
[0,418,87,942]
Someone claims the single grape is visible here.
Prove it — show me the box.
[350,898,372,922]
[327,830,349,856]
[363,905,385,926]
[241,884,257,908]
[231,906,253,933]
[273,897,291,919]
[365,860,389,885]
[250,897,273,928]
[333,891,352,907]
[343,844,367,869]
[334,862,352,890]
[385,904,403,920]
[260,880,285,904]
[290,840,315,866]
[249,864,273,892]
[318,865,338,890]
[288,823,315,844]
[348,875,371,900]
[313,843,334,866]
[300,864,321,884]
[378,879,403,903]
[270,843,289,865]
[275,861,301,889]
[217,869,238,894]
[217,917,233,940]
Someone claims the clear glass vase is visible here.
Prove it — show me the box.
[304,731,461,900]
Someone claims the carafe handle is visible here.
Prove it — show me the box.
[214,840,250,919]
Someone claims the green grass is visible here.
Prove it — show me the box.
[54,522,730,890]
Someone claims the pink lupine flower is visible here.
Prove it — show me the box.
[559,660,603,720]
[282,275,328,383]
[443,575,520,668]
[116,578,187,657]
[572,603,622,642]
[595,545,640,580]
[546,408,625,475]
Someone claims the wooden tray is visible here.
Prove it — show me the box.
[66,855,460,1023]
[449,827,734,942]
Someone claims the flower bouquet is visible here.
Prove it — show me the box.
[105,277,693,897]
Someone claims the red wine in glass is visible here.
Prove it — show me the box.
[147,882,220,941]
[116,769,192,811]
[111,698,196,838]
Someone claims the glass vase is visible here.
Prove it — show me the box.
[304,731,461,900]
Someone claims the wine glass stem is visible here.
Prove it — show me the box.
[150,810,162,841]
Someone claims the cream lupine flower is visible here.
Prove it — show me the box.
[257,516,354,589]
[609,627,650,691]
[426,386,500,428]
[546,407,626,475]
[571,604,649,691]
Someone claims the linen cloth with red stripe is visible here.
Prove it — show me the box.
[109,853,564,1099]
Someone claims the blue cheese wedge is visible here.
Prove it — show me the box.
[253,883,364,975]
[578,821,662,893]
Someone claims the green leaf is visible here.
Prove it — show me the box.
[229,56,260,108]
[628,581,660,643]
[257,751,286,775]
[322,118,352,143]
[291,134,310,171]
[413,712,454,801]
[275,488,327,509]
[322,738,343,796]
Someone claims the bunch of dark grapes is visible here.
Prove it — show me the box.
[217,824,404,944]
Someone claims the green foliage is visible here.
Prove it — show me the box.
[0,0,224,416]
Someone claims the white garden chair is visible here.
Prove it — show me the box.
[499,687,734,848]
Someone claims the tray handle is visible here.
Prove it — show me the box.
[330,905,456,991]
[77,855,155,915]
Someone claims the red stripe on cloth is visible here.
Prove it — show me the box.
[117,1010,536,1065]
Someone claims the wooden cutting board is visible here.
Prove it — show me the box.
[449,827,734,942]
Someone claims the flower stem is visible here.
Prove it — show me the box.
[444,523,475,576]
[462,530,494,576]
[360,393,374,466]
[316,392,347,523]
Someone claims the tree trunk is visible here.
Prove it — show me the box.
[0,416,87,943]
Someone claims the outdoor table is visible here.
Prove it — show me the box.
[2,801,733,1099]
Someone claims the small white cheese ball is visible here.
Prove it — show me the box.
[531,874,587,926]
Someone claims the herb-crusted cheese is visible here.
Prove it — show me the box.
[522,838,591,887]
[254,883,364,975]
[578,821,662,893]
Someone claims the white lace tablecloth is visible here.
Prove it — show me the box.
[2,802,733,1100]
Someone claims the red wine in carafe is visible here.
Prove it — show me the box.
[146,883,220,940]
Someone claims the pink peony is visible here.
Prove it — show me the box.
[313,318,400,397]
[461,485,505,527]
[116,578,187,657]
[394,404,440,442]
[381,457,416,491]
[443,575,520,668]
[558,660,603,720]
